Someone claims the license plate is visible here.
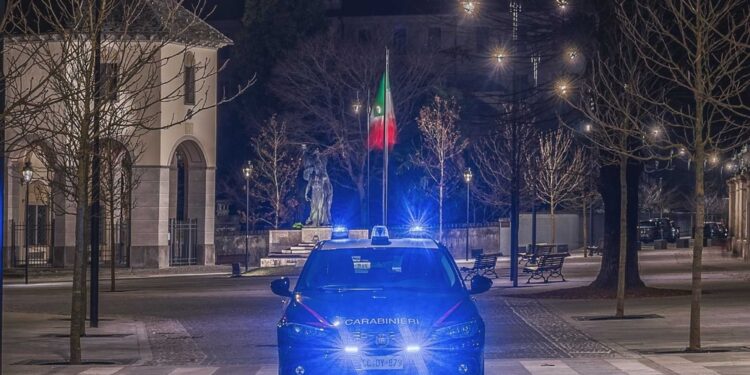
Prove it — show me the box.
[357,355,404,370]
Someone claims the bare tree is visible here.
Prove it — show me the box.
[561,38,666,318]
[615,0,750,349]
[411,96,467,240]
[4,0,249,363]
[271,32,442,226]
[251,116,302,229]
[472,106,536,213]
[639,176,679,218]
[525,129,587,244]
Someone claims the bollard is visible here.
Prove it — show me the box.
[231,262,241,278]
[653,239,667,250]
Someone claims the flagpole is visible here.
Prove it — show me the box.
[382,49,389,226]
[366,87,371,229]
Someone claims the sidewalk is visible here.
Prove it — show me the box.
[3,265,237,284]
[3,312,151,374]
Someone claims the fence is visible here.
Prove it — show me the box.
[11,219,54,268]
[169,218,198,266]
[97,222,130,267]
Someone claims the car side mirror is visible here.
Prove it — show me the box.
[271,277,292,297]
[469,275,492,295]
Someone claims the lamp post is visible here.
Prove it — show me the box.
[21,162,33,285]
[242,161,253,272]
[464,168,473,261]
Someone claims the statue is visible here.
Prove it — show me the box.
[304,149,332,226]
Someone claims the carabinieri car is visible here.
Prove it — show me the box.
[270,226,492,375]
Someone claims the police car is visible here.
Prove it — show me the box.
[270,226,492,375]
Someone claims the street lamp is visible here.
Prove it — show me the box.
[463,168,473,261]
[461,1,477,15]
[242,160,253,273]
[21,161,33,284]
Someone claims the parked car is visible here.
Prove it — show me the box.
[638,218,680,243]
[696,222,728,240]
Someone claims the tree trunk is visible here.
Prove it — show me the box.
[357,181,367,228]
[583,200,588,258]
[616,156,627,318]
[107,160,116,292]
[591,161,645,290]
[550,205,556,244]
[689,121,705,351]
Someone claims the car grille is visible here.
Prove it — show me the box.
[349,330,400,348]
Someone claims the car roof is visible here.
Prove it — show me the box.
[318,238,440,250]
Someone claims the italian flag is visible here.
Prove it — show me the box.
[368,71,396,150]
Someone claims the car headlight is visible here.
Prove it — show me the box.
[282,322,332,338]
[432,321,480,340]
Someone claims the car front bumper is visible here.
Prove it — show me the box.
[279,345,484,375]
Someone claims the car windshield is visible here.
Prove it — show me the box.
[296,247,462,293]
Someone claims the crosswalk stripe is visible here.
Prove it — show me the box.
[521,360,579,375]
[79,368,125,375]
[647,356,720,375]
[607,359,664,374]
[167,368,219,375]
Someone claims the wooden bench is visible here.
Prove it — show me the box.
[519,244,555,266]
[522,253,569,283]
[460,254,499,281]
[586,239,603,256]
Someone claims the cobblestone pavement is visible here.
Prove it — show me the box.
[473,297,615,360]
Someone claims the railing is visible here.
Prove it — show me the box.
[169,218,198,266]
[11,219,54,268]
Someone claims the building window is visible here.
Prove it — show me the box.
[393,28,407,53]
[476,27,489,51]
[101,63,118,102]
[26,204,48,246]
[184,53,196,105]
[427,27,442,50]
[358,28,372,44]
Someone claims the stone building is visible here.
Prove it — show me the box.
[3,2,231,269]
[728,148,750,259]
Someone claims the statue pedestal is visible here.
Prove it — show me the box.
[301,227,332,243]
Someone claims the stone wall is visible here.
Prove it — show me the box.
[214,232,268,267]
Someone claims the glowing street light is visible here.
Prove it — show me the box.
[583,123,592,133]
[495,52,506,64]
[556,0,569,10]
[709,154,719,165]
[568,49,578,61]
[352,99,362,114]
[556,80,571,96]
[461,1,477,15]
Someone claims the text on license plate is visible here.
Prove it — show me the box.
[358,355,404,370]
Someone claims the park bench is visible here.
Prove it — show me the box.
[522,252,569,283]
[586,239,603,256]
[460,253,499,282]
[519,244,555,266]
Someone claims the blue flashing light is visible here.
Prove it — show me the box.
[408,225,431,239]
[371,225,391,245]
[344,346,359,353]
[405,345,421,353]
[332,226,349,239]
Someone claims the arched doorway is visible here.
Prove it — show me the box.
[168,139,207,266]
[98,140,133,267]
[9,147,55,268]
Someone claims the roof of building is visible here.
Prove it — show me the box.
[9,0,232,48]
[319,238,440,250]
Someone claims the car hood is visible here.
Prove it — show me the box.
[284,289,478,330]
